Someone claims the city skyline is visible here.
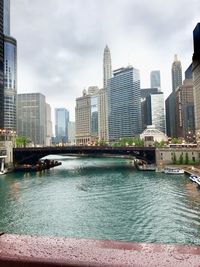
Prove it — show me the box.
[11,0,200,120]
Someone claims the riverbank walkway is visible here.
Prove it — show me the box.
[0,233,200,266]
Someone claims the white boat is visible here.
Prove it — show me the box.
[164,167,184,174]
[195,177,200,186]
[189,174,198,182]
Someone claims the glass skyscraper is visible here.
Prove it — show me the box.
[3,0,17,132]
[17,93,46,146]
[107,66,142,141]
[150,70,161,90]
[55,108,69,144]
[172,54,182,91]
[0,0,4,129]
[146,92,166,133]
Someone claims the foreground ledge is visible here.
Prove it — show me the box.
[0,233,200,266]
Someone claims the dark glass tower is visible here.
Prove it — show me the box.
[0,0,4,129]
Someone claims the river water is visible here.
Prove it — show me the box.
[0,156,200,245]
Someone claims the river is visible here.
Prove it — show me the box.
[0,156,200,245]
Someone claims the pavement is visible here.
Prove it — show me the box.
[0,233,200,266]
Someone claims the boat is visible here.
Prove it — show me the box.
[195,177,200,186]
[189,174,198,182]
[137,164,156,171]
[163,167,184,174]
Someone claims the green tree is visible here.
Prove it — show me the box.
[179,153,183,165]
[185,152,189,164]
[16,136,30,148]
[172,153,177,164]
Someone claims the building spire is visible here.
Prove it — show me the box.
[103,45,112,89]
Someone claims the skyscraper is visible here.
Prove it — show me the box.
[17,93,46,146]
[3,0,10,36]
[145,92,166,133]
[0,0,4,129]
[192,23,200,143]
[55,108,69,144]
[75,88,99,145]
[150,70,161,90]
[103,45,112,89]
[3,0,17,132]
[107,66,142,141]
[172,54,182,91]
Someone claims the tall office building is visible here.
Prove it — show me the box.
[46,103,52,146]
[192,23,200,143]
[68,121,75,145]
[98,88,108,141]
[145,92,166,133]
[140,88,159,130]
[75,88,99,145]
[4,35,17,131]
[175,79,195,140]
[172,54,182,91]
[0,0,4,129]
[3,0,9,36]
[165,91,176,137]
[3,0,17,132]
[150,70,161,90]
[17,93,46,146]
[55,108,69,144]
[107,66,142,141]
[103,45,112,89]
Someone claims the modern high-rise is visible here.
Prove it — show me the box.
[4,35,17,131]
[192,23,200,144]
[103,45,112,89]
[17,93,46,146]
[150,70,161,90]
[166,55,183,137]
[98,88,108,141]
[107,66,142,141]
[55,108,69,144]
[172,54,182,91]
[3,0,17,132]
[75,88,99,145]
[3,0,10,36]
[175,79,195,140]
[46,103,52,146]
[145,92,166,133]
[68,121,75,145]
[0,0,4,129]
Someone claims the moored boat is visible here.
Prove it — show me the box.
[164,167,184,174]
[189,174,198,182]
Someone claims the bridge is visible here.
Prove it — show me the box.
[13,146,156,164]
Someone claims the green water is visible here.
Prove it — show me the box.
[0,156,200,245]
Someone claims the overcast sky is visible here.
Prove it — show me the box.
[11,0,200,121]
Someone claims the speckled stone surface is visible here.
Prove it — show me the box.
[0,233,200,266]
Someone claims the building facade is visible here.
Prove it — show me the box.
[55,108,69,144]
[172,54,182,92]
[150,70,161,90]
[145,92,166,133]
[17,93,46,146]
[68,121,75,145]
[0,0,4,129]
[193,23,200,144]
[98,88,108,141]
[46,103,52,146]
[3,0,9,36]
[75,88,99,145]
[103,45,112,89]
[4,35,17,131]
[175,79,195,141]
[107,66,142,141]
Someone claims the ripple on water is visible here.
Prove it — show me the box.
[0,157,200,245]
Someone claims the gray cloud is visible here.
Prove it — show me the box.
[11,0,200,121]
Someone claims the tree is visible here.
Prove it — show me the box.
[172,153,177,164]
[16,136,30,148]
[185,152,189,164]
[179,154,183,165]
